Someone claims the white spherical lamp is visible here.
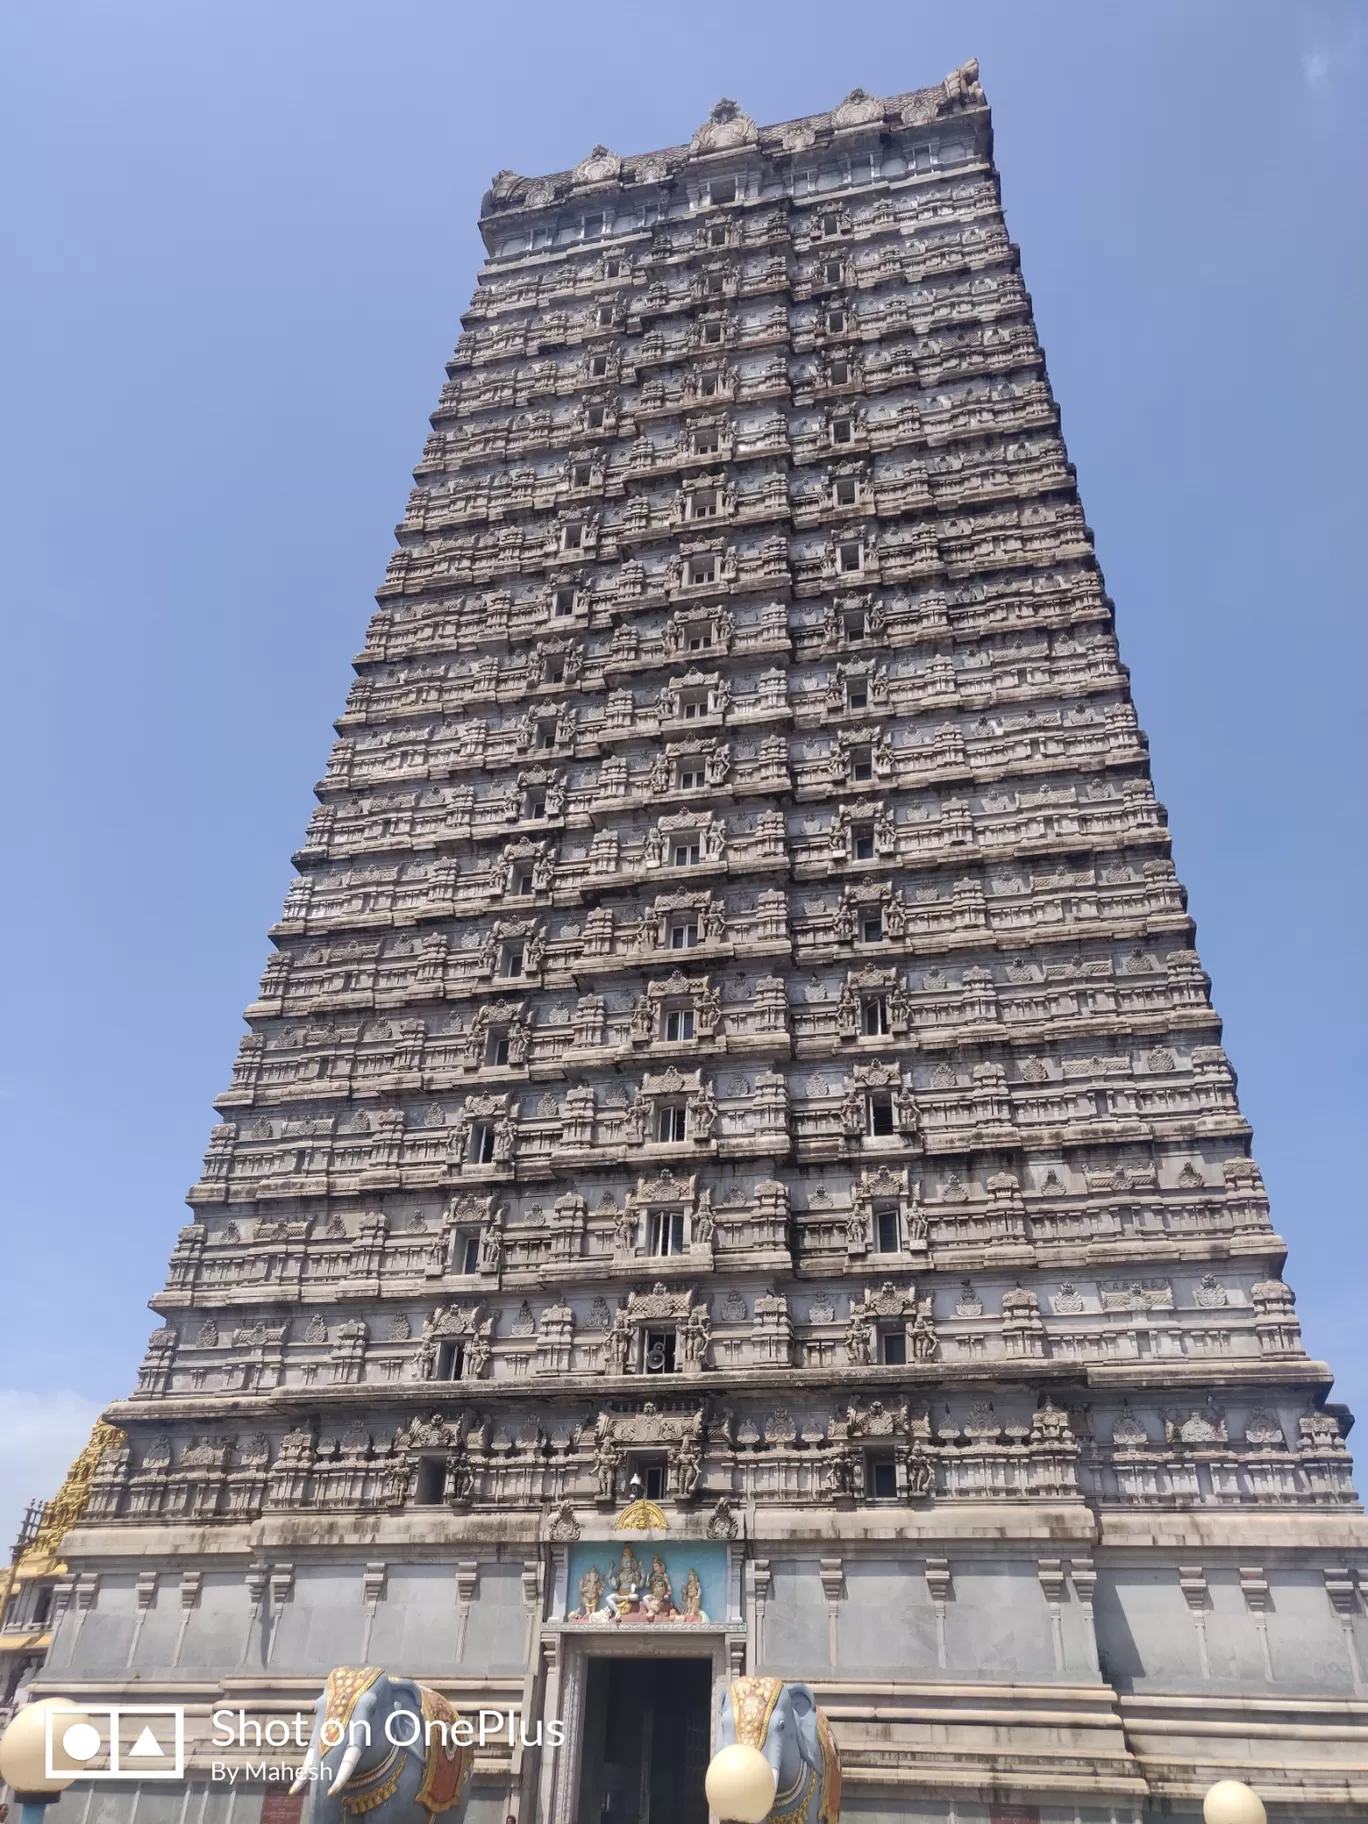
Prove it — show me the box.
[1203,1781,1267,1824]
[0,1698,92,1799]
[705,1742,777,1824]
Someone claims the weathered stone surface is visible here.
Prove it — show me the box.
[13,63,1367,1823]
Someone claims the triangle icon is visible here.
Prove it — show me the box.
[128,1726,165,1759]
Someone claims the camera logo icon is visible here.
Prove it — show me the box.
[45,1707,185,1781]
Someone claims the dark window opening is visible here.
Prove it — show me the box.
[658,1104,688,1143]
[671,919,700,950]
[644,1329,677,1373]
[875,1206,900,1253]
[435,1339,464,1380]
[635,1459,669,1500]
[829,359,850,386]
[861,912,884,943]
[674,842,702,866]
[472,1124,497,1164]
[853,825,875,861]
[553,586,575,616]
[415,1458,446,1505]
[868,1453,898,1497]
[710,177,737,205]
[880,1332,907,1367]
[867,1093,895,1136]
[501,945,524,977]
[665,1008,695,1042]
[461,1235,481,1274]
[487,1029,511,1066]
[851,746,873,782]
[834,476,858,506]
[862,995,889,1036]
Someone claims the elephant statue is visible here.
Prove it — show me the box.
[707,1677,841,1824]
[290,1666,474,1824]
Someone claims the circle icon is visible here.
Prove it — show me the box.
[61,1723,103,1763]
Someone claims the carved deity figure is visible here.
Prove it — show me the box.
[604,1310,633,1374]
[673,1428,703,1500]
[845,1309,874,1367]
[908,1307,939,1363]
[576,1565,605,1619]
[595,1433,622,1501]
[681,1569,705,1619]
[690,1084,719,1138]
[643,1555,674,1618]
[825,1447,855,1497]
[682,1309,712,1368]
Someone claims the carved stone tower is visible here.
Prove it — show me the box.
[25,64,1368,1824]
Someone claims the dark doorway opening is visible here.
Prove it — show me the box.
[576,1656,711,1824]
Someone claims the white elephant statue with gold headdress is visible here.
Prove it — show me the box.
[290,1666,474,1824]
[706,1678,841,1824]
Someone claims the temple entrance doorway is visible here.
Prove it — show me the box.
[574,1656,711,1824]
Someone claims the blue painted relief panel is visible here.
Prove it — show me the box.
[565,1540,728,1625]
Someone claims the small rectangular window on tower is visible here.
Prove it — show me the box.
[862,994,889,1036]
[866,1092,895,1137]
[648,1210,685,1254]
[657,1104,689,1143]
[867,1452,898,1497]
[643,1330,677,1374]
[471,1124,497,1164]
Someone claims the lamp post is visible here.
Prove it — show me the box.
[1203,1781,1267,1824]
[0,1699,92,1824]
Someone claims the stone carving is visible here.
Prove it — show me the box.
[63,79,1366,1813]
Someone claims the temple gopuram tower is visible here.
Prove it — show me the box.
[25,62,1368,1824]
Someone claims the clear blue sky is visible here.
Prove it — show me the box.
[0,0,1363,1541]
